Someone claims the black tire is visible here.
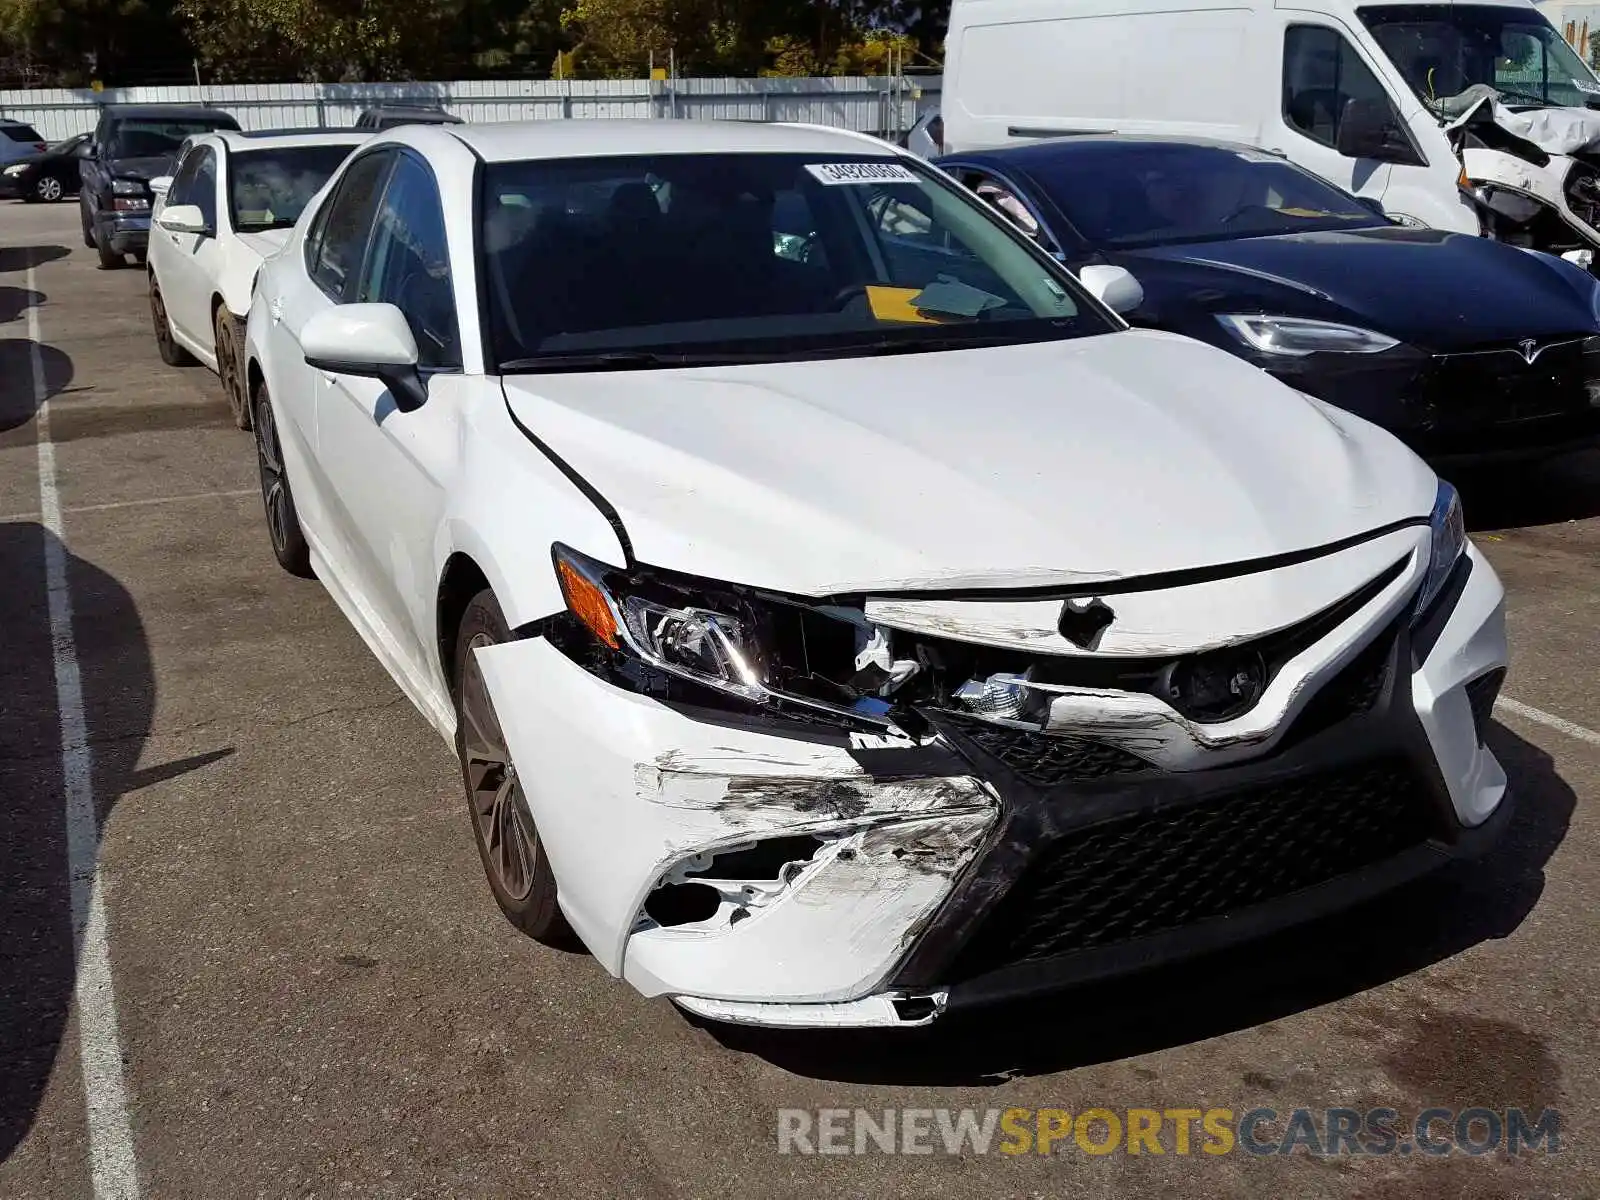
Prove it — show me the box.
[454,589,571,944]
[80,202,96,248]
[95,225,124,270]
[149,277,196,367]
[252,381,313,578]
[215,306,250,430]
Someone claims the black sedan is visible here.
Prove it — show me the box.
[937,137,1600,464]
[1,132,89,203]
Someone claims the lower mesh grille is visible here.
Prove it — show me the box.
[940,714,1154,785]
[948,757,1436,981]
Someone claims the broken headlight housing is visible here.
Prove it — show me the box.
[550,544,921,730]
[1417,480,1467,617]
[1216,314,1400,357]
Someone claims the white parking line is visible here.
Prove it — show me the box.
[1496,697,1600,749]
[0,489,257,525]
[28,260,142,1200]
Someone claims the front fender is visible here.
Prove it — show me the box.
[439,387,628,632]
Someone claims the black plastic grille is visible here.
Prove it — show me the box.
[1282,623,1397,745]
[1420,339,1592,435]
[940,713,1154,785]
[949,758,1436,980]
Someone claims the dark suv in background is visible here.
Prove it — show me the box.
[354,103,462,131]
[79,104,240,269]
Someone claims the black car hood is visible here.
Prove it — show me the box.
[108,156,174,183]
[1121,226,1598,350]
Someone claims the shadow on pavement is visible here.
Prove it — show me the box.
[0,339,73,436]
[0,286,44,326]
[0,246,68,275]
[1455,449,1600,531]
[707,725,1571,1086]
[0,522,230,1163]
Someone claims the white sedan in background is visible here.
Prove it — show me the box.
[244,119,1511,1029]
[147,129,366,428]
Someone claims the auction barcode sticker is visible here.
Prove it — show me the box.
[806,161,921,186]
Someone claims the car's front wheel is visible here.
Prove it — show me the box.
[252,381,313,578]
[34,175,64,203]
[214,307,250,429]
[454,589,571,945]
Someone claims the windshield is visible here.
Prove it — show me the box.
[481,152,1112,370]
[1360,4,1600,111]
[230,145,357,232]
[1022,143,1385,248]
[108,119,234,160]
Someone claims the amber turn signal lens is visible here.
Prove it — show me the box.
[557,558,619,648]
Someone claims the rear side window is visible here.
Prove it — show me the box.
[2,123,44,143]
[1283,25,1402,151]
[308,151,395,300]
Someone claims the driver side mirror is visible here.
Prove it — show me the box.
[302,303,427,413]
[1336,98,1422,166]
[76,141,95,160]
[1077,264,1145,316]
[155,204,212,236]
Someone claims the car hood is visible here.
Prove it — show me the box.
[501,330,1434,596]
[109,155,175,183]
[1122,226,1598,350]
[236,229,291,258]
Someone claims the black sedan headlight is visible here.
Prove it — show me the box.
[551,544,920,730]
[1215,314,1400,357]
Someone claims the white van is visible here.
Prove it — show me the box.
[943,0,1600,263]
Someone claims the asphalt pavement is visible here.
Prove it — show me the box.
[2,200,1597,1199]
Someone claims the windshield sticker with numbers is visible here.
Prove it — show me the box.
[805,161,921,186]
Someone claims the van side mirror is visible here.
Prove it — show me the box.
[1336,99,1422,166]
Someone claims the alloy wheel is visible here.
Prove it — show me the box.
[36,176,62,202]
[254,396,291,555]
[459,632,537,903]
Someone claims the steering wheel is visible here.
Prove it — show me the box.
[829,283,871,311]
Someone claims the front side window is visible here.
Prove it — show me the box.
[1022,143,1385,249]
[309,151,394,300]
[191,148,218,228]
[482,152,1110,369]
[357,154,461,369]
[1283,25,1409,151]
[1360,4,1600,111]
[166,147,206,206]
[229,144,357,233]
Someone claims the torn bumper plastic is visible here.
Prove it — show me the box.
[474,538,1508,1029]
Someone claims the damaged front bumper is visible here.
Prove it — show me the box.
[474,534,1510,1029]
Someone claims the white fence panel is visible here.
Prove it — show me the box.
[0,76,941,142]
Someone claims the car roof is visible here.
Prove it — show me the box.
[211,129,369,151]
[100,104,237,123]
[941,134,1279,169]
[446,118,905,163]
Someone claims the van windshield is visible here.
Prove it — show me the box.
[1360,4,1600,112]
[482,152,1113,371]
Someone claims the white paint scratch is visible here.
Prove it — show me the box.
[29,257,143,1200]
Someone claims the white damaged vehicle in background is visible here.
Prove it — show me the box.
[244,118,1512,1029]
[147,128,367,428]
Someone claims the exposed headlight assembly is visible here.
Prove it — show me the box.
[111,178,147,195]
[1216,314,1400,357]
[1417,480,1467,616]
[551,544,921,731]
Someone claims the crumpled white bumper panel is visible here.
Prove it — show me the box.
[1413,544,1509,827]
[475,636,1000,1006]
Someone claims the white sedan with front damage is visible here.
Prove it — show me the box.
[243,118,1512,1029]
[147,129,366,428]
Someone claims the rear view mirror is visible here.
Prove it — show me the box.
[1336,99,1422,166]
[1077,264,1145,316]
[302,303,426,413]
